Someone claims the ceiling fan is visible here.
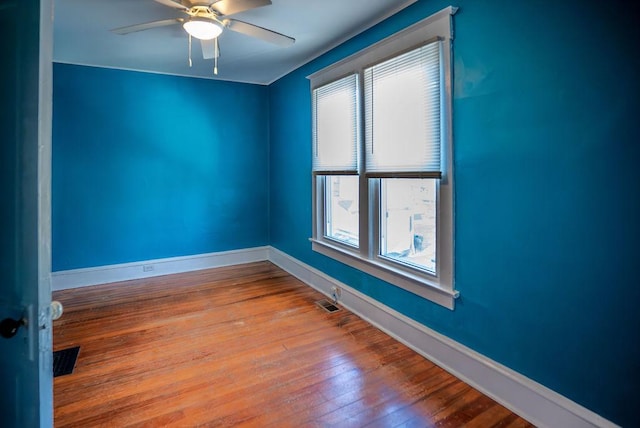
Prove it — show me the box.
[111,0,295,74]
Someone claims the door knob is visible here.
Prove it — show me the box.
[0,317,26,339]
[51,301,63,321]
[1,301,63,339]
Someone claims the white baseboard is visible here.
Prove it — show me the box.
[51,246,270,291]
[267,247,617,428]
[50,245,617,427]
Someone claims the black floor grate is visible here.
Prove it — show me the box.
[316,299,341,313]
[53,346,80,378]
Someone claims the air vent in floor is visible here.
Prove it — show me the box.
[53,346,80,377]
[316,299,341,313]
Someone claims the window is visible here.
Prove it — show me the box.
[309,6,458,309]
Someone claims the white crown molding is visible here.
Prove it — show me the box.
[266,0,418,85]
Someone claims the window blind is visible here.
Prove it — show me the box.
[312,74,358,173]
[364,40,442,176]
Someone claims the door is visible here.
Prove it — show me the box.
[0,0,53,426]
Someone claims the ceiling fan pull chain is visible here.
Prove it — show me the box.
[214,38,219,75]
[188,34,193,67]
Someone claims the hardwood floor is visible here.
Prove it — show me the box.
[53,261,534,427]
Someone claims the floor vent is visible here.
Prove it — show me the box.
[316,299,341,313]
[53,346,80,378]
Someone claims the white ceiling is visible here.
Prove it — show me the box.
[53,0,417,85]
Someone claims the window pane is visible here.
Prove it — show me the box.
[325,175,359,247]
[380,179,436,273]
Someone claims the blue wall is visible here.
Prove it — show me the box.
[52,1,640,425]
[269,1,640,426]
[53,64,270,271]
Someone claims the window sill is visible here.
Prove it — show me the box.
[310,238,458,310]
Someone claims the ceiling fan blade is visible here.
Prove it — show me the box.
[111,18,184,35]
[211,0,271,16]
[225,19,294,47]
[201,39,220,59]
[153,0,189,10]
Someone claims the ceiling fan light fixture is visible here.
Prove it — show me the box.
[183,17,223,40]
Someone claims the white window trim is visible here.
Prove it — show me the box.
[308,6,459,310]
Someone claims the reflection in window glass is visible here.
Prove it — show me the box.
[381,179,436,274]
[325,176,359,247]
